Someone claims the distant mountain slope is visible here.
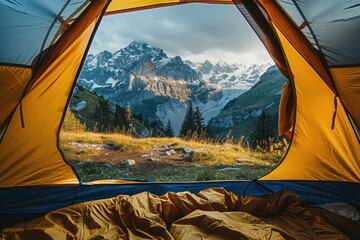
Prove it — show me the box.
[77,41,271,135]
[70,85,107,129]
[69,85,151,137]
[208,66,288,138]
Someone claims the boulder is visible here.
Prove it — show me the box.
[122,159,136,166]
[165,149,176,156]
[236,158,253,164]
[182,148,194,154]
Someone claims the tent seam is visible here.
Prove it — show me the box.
[34,0,72,71]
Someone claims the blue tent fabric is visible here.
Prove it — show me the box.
[278,0,360,66]
[0,0,87,66]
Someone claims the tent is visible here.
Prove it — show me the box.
[1,0,360,237]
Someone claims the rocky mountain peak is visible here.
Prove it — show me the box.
[214,60,233,73]
[126,41,149,53]
[98,50,112,60]
[199,60,215,74]
[77,41,274,135]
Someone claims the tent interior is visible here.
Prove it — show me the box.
[1,0,360,239]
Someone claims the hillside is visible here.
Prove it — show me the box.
[69,85,156,136]
[70,85,109,129]
[208,66,288,138]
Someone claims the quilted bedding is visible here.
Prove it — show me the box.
[2,188,360,239]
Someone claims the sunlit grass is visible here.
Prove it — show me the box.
[60,131,280,165]
[60,131,284,182]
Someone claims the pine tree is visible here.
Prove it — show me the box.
[125,103,133,125]
[254,111,273,150]
[164,119,174,137]
[180,100,194,136]
[114,104,121,127]
[193,106,205,134]
[125,103,134,134]
[94,96,111,132]
[114,104,127,130]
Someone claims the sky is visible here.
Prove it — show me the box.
[89,3,273,65]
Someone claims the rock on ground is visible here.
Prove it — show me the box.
[122,159,136,166]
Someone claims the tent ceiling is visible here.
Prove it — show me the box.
[0,0,88,67]
[1,0,359,67]
[278,0,360,66]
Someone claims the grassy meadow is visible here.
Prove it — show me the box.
[60,131,287,182]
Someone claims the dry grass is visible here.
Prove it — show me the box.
[60,131,280,166]
[59,131,284,182]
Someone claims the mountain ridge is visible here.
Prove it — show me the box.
[77,41,272,135]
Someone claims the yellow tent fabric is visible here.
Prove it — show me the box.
[0,30,90,186]
[0,0,108,186]
[261,25,360,181]
[2,188,358,239]
[277,81,294,136]
[106,0,233,14]
[331,67,360,132]
[0,66,32,136]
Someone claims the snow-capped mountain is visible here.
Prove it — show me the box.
[80,41,200,91]
[184,60,271,90]
[77,41,272,135]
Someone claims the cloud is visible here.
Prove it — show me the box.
[89,3,273,64]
